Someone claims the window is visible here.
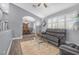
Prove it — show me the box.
[52,17,58,29]
[57,16,65,29]
[66,12,77,30]
[47,19,52,28]
[47,11,77,30]
[47,17,58,29]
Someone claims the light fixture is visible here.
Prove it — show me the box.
[33,3,48,8]
[23,16,35,22]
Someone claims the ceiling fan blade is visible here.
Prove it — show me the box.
[44,3,47,8]
[38,3,41,7]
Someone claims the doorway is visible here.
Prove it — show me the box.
[22,16,35,35]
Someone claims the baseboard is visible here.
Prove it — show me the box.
[13,35,23,40]
[6,36,23,55]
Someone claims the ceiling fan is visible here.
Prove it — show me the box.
[33,3,48,8]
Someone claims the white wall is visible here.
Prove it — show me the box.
[0,30,12,55]
[8,3,42,38]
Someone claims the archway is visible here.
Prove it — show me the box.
[22,16,35,35]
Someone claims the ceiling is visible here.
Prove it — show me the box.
[13,3,77,18]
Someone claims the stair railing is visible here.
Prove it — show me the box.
[0,8,9,32]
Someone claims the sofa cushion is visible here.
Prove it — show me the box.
[44,34,59,43]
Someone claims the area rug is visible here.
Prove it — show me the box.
[20,38,59,55]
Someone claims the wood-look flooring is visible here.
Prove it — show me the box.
[9,34,60,55]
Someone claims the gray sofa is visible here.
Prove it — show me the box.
[59,30,79,55]
[38,29,66,46]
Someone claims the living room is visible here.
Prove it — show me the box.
[0,3,79,55]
